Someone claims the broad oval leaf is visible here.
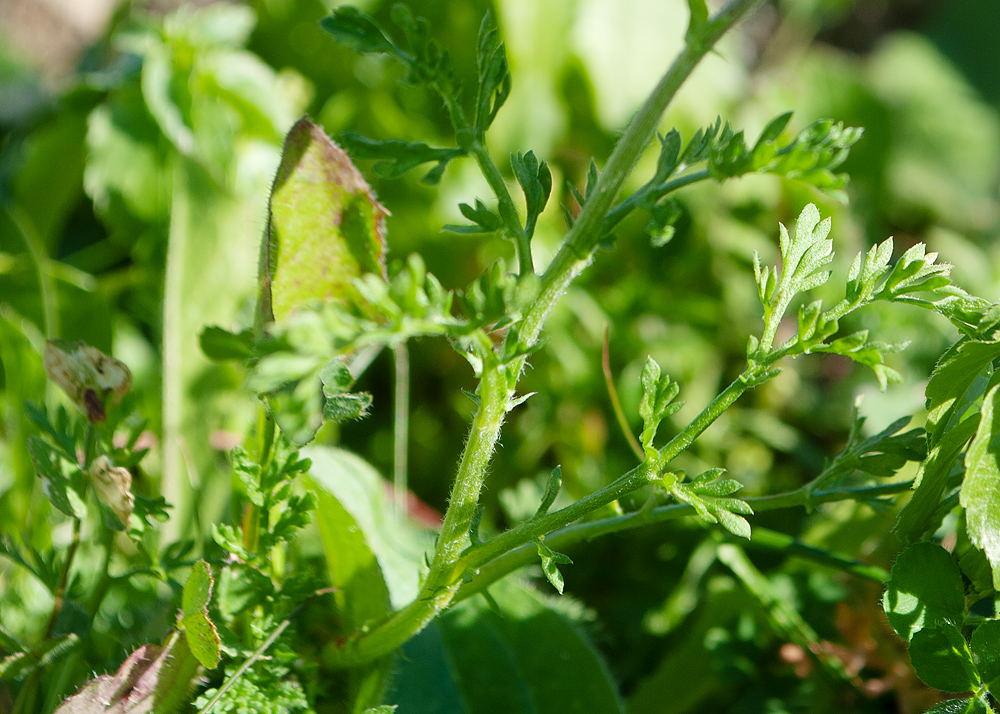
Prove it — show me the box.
[386,579,623,714]
[883,542,964,642]
[961,383,1000,591]
[971,619,1000,694]
[258,117,389,325]
[924,697,994,714]
[908,622,979,693]
[306,447,435,613]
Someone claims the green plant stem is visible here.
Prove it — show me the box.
[4,203,58,340]
[44,518,81,639]
[471,140,533,275]
[519,0,766,349]
[393,342,410,516]
[327,0,766,668]
[603,324,643,461]
[737,526,889,582]
[604,169,711,230]
[454,479,910,603]
[422,361,510,594]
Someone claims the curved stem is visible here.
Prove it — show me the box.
[454,479,911,602]
[326,0,767,668]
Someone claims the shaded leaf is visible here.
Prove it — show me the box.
[182,560,214,617]
[883,543,965,642]
[199,326,254,361]
[29,437,87,519]
[971,619,1000,694]
[909,622,979,693]
[387,579,622,714]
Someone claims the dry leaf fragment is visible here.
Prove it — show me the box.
[44,340,132,423]
[89,455,135,526]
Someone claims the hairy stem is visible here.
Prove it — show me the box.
[454,479,911,602]
[327,0,767,668]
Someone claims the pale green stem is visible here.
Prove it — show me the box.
[162,161,188,540]
[326,0,767,668]
[393,342,410,516]
[454,479,910,602]
[4,203,58,340]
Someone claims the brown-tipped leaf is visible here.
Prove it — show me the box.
[258,117,389,326]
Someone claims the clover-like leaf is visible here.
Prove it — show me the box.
[883,542,965,642]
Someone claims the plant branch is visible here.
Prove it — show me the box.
[326,0,767,668]
[454,479,911,602]
[471,140,533,275]
[44,518,81,639]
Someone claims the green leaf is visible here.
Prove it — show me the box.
[638,356,682,455]
[534,465,562,518]
[319,7,398,55]
[972,620,1000,694]
[961,383,1000,591]
[923,698,993,714]
[182,611,221,670]
[182,560,214,617]
[444,199,504,234]
[387,579,622,714]
[1,634,78,682]
[511,151,552,239]
[925,340,1000,445]
[307,447,434,612]
[908,622,979,693]
[474,13,511,135]
[894,413,980,544]
[339,132,464,184]
[259,117,389,325]
[883,543,965,642]
[29,437,87,519]
[199,326,253,361]
[535,539,573,594]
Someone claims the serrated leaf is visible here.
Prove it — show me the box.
[182,560,214,617]
[199,326,254,361]
[339,132,463,184]
[182,611,221,669]
[29,437,87,519]
[259,117,389,325]
[925,340,1000,445]
[961,383,1000,591]
[320,7,398,55]
[909,622,979,693]
[474,14,511,135]
[883,543,965,642]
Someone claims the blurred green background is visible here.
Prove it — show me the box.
[1,0,998,712]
